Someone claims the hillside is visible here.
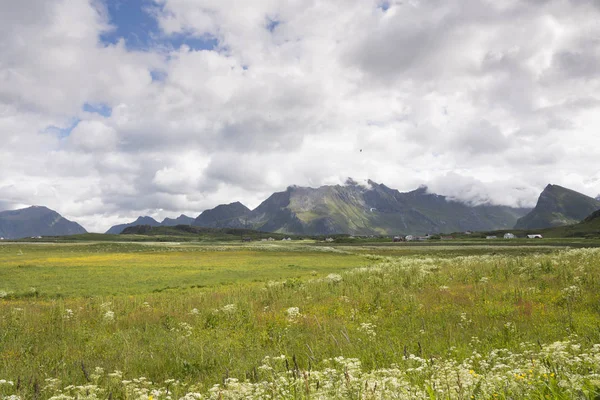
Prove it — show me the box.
[194,180,530,235]
[193,202,251,228]
[161,215,195,226]
[105,216,161,235]
[120,224,295,241]
[515,184,600,229]
[0,206,87,239]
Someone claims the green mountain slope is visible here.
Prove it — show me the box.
[161,215,194,226]
[120,224,294,241]
[514,184,600,229]
[194,181,531,235]
[105,216,161,234]
[192,202,251,228]
[0,206,87,239]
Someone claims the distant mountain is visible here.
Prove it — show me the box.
[193,202,251,228]
[161,214,195,226]
[515,184,600,230]
[193,180,530,235]
[0,206,87,239]
[105,216,161,234]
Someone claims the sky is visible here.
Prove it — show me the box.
[1,0,600,233]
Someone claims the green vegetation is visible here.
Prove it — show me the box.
[1,241,600,399]
[515,184,600,230]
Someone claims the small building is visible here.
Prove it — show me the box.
[527,234,543,239]
[393,236,404,242]
[0,237,4,240]
[405,235,414,241]
[267,237,275,241]
[504,233,516,239]
[486,235,497,240]
[325,237,334,242]
[465,231,473,235]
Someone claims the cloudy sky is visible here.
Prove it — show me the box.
[1,0,600,232]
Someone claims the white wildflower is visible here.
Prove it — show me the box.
[221,304,237,314]
[326,273,343,283]
[63,309,74,320]
[103,310,115,322]
[286,307,301,321]
[358,322,377,339]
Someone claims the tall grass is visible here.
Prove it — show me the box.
[1,244,600,398]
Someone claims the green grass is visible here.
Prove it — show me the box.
[0,243,365,297]
[1,241,600,398]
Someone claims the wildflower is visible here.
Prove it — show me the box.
[286,307,301,321]
[221,304,236,314]
[358,322,377,339]
[63,309,74,320]
[100,302,112,310]
[561,285,581,300]
[103,310,115,322]
[190,308,200,315]
[326,273,343,283]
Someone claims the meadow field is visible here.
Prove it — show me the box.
[1,240,600,399]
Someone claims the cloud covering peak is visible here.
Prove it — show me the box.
[1,0,599,232]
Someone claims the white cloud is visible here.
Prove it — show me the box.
[1,0,600,232]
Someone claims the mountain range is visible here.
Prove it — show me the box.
[0,206,86,239]
[190,180,531,235]
[1,181,599,239]
[105,215,195,234]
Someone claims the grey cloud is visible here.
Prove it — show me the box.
[2,0,600,231]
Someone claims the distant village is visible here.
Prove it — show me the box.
[391,232,543,242]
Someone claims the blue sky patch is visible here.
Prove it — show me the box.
[99,0,218,51]
[150,69,168,82]
[45,118,81,138]
[266,17,280,32]
[83,103,112,117]
[378,1,391,11]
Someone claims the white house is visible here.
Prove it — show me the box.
[325,237,334,242]
[486,235,497,239]
[527,234,543,239]
[405,235,414,241]
[504,233,516,239]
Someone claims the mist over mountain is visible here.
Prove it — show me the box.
[0,206,87,239]
[193,180,531,235]
[515,184,600,230]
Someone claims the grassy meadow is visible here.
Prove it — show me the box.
[1,240,600,399]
